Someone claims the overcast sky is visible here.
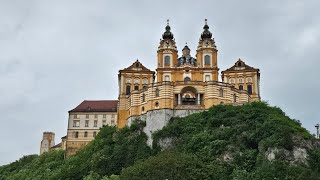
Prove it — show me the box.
[0,0,319,165]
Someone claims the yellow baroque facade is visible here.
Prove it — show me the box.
[117,20,261,128]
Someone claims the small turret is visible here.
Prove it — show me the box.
[162,19,174,40]
[201,19,212,39]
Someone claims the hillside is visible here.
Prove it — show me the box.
[1,102,320,180]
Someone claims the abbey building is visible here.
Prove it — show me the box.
[117,20,260,129]
[47,20,261,156]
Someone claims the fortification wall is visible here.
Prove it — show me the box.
[127,109,203,146]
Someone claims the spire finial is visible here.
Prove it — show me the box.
[205,19,207,25]
[167,19,169,26]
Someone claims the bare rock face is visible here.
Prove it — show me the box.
[222,152,233,162]
[293,147,307,164]
[264,136,319,164]
[158,137,174,150]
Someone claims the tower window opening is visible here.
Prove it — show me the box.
[247,85,253,95]
[219,88,223,97]
[126,84,131,95]
[204,55,211,65]
[155,88,160,97]
[142,93,146,102]
[135,63,139,68]
[164,56,171,66]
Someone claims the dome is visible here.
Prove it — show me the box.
[162,20,174,40]
[182,44,190,51]
[201,19,212,39]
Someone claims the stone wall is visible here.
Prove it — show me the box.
[127,109,203,146]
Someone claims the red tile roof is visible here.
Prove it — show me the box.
[69,100,118,112]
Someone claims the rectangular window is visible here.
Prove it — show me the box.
[94,114,98,119]
[205,75,210,82]
[73,114,78,119]
[164,56,171,66]
[134,85,139,90]
[103,114,106,119]
[85,114,89,118]
[93,132,97,137]
[126,85,131,95]
[72,131,78,138]
[85,120,89,127]
[73,120,80,127]
[102,120,106,126]
[84,131,88,137]
[247,85,253,95]
[111,120,115,126]
[111,114,115,118]
[94,120,98,127]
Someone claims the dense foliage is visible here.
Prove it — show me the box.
[1,102,320,179]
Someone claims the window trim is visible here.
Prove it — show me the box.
[204,55,211,65]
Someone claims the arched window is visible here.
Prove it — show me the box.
[126,84,131,95]
[246,77,252,83]
[155,101,159,108]
[142,106,145,112]
[164,56,171,66]
[134,85,139,91]
[84,131,88,137]
[219,87,223,97]
[230,78,235,84]
[247,85,253,95]
[142,85,147,90]
[135,63,139,68]
[233,94,237,103]
[239,85,243,90]
[155,88,160,97]
[184,77,191,82]
[93,131,97,137]
[204,55,211,65]
[238,78,243,83]
[142,93,146,102]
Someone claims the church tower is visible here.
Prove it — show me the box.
[156,20,178,82]
[196,19,219,81]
